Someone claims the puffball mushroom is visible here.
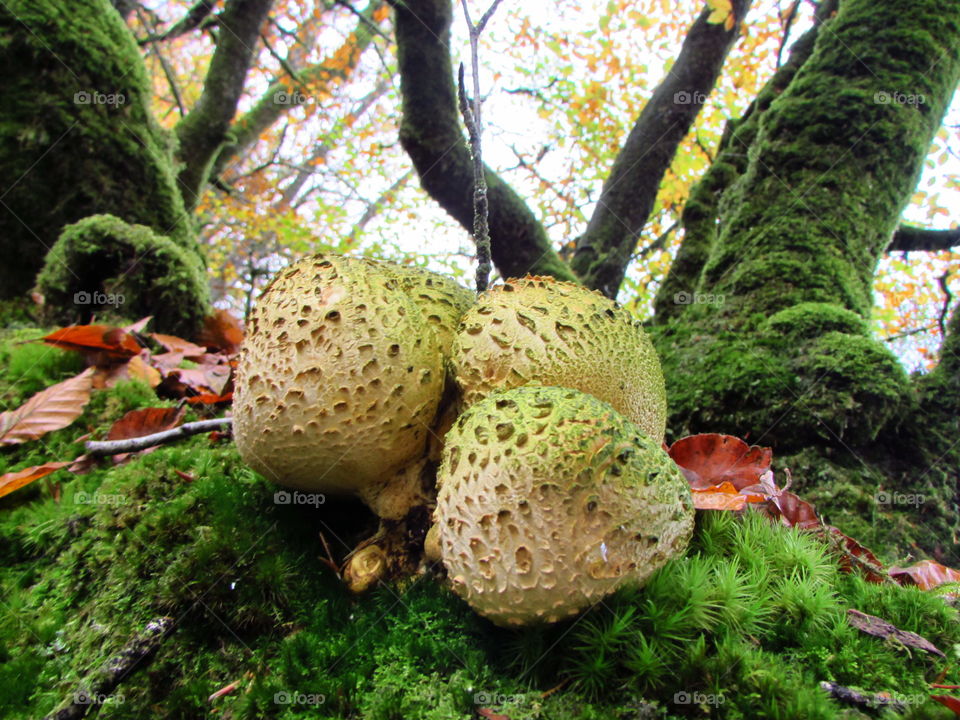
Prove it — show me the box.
[434,385,694,627]
[233,254,467,519]
[452,276,668,443]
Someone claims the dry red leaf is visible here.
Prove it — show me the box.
[668,434,772,490]
[766,489,820,529]
[0,462,71,499]
[92,355,162,389]
[931,696,960,714]
[823,527,887,583]
[889,560,960,592]
[196,310,244,354]
[151,333,208,359]
[176,364,233,395]
[691,481,767,511]
[106,407,185,442]
[174,470,196,483]
[0,368,96,446]
[43,325,141,358]
[477,709,512,720]
[186,392,233,405]
[122,316,153,334]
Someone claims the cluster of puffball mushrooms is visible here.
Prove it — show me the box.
[233,255,694,627]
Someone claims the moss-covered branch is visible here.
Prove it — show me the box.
[389,0,576,282]
[570,0,752,298]
[209,1,386,184]
[175,0,275,210]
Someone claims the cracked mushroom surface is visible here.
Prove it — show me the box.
[452,276,667,443]
[434,385,694,627]
[233,255,445,515]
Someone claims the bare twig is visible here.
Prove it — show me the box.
[46,617,175,720]
[938,271,953,338]
[85,418,232,457]
[136,6,187,117]
[457,0,504,293]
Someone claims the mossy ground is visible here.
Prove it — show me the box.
[1,331,959,719]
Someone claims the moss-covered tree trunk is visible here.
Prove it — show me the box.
[0,0,199,298]
[651,0,960,559]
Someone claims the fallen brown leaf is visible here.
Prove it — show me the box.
[0,462,71,499]
[0,368,96,446]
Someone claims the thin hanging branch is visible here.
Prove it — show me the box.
[456,0,504,293]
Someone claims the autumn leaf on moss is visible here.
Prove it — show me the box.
[668,433,772,489]
[889,560,960,593]
[196,310,244,354]
[0,462,71,499]
[43,324,141,358]
[0,368,95,446]
[106,407,185,441]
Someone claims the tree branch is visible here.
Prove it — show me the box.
[45,617,175,720]
[85,418,231,456]
[175,0,276,210]
[389,0,576,282]
[209,0,386,184]
[887,225,960,253]
[139,0,218,44]
[571,0,752,298]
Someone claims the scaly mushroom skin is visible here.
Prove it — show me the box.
[233,255,446,518]
[452,276,667,443]
[435,386,694,627]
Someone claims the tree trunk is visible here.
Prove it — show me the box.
[650,0,960,559]
[0,0,199,300]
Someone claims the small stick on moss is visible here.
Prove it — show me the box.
[84,418,232,456]
[457,0,504,293]
[46,616,175,720]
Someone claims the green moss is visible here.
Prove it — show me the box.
[35,214,210,336]
[793,332,908,446]
[0,329,85,408]
[764,303,868,341]
[0,0,199,299]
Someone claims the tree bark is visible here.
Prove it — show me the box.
[650,0,960,560]
[887,225,960,252]
[175,0,275,210]
[389,0,577,282]
[570,0,752,298]
[652,0,838,320]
